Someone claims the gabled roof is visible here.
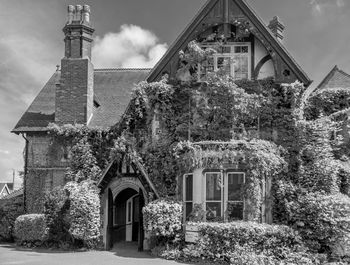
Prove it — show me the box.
[12,68,151,133]
[304,66,350,99]
[316,65,350,91]
[98,157,160,199]
[0,183,10,197]
[0,187,23,200]
[147,0,311,86]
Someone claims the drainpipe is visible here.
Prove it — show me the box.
[21,133,29,213]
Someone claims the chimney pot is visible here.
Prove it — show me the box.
[75,5,83,22]
[82,5,91,24]
[268,16,285,41]
[67,5,74,24]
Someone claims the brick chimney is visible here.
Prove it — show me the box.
[268,16,285,42]
[55,5,95,125]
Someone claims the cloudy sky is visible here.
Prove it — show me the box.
[0,0,350,184]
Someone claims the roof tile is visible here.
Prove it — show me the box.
[13,68,150,132]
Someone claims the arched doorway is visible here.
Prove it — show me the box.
[99,156,159,251]
[107,184,145,250]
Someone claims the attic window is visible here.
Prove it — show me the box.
[93,100,100,109]
[198,43,251,81]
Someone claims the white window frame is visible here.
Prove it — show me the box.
[224,172,245,221]
[198,42,251,81]
[183,173,193,220]
[204,172,224,220]
[204,171,246,221]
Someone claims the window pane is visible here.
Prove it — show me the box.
[206,202,221,221]
[199,57,214,79]
[241,46,248,53]
[185,202,193,220]
[234,46,242,53]
[221,46,231,53]
[227,201,243,221]
[217,57,231,76]
[206,173,222,201]
[228,173,244,201]
[185,174,193,201]
[234,56,249,80]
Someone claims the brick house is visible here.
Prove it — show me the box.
[12,0,311,250]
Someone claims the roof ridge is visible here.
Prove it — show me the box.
[94,68,153,72]
[338,68,350,79]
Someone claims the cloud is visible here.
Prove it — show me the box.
[310,0,345,16]
[92,24,168,68]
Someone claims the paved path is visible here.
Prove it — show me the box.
[0,242,193,265]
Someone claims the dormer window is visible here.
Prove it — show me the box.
[198,43,251,80]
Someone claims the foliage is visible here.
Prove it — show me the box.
[296,117,341,194]
[174,140,287,221]
[193,221,304,261]
[65,181,100,246]
[0,198,24,242]
[44,187,70,244]
[289,192,350,253]
[305,88,350,120]
[143,199,182,238]
[48,123,114,177]
[14,214,48,244]
[66,137,102,183]
[178,222,326,264]
[43,180,100,248]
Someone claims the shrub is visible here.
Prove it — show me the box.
[187,221,306,262]
[143,199,182,238]
[14,214,48,245]
[291,192,350,254]
[0,198,24,242]
[43,180,101,248]
[65,181,100,247]
[44,187,70,244]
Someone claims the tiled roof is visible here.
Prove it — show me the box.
[0,188,23,200]
[317,65,350,90]
[12,68,151,132]
[0,183,8,194]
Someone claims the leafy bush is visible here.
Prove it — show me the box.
[14,214,48,245]
[44,187,70,244]
[65,181,100,247]
[143,199,182,238]
[43,180,101,248]
[290,192,350,254]
[0,198,24,242]
[193,221,304,261]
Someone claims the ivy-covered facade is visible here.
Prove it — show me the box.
[13,0,320,251]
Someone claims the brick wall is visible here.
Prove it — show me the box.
[55,58,94,125]
[25,134,68,213]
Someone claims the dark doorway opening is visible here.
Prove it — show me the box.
[108,187,145,251]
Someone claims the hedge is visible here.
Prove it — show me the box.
[14,214,48,245]
[0,198,24,242]
[183,221,309,263]
[143,199,183,238]
[291,192,350,254]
